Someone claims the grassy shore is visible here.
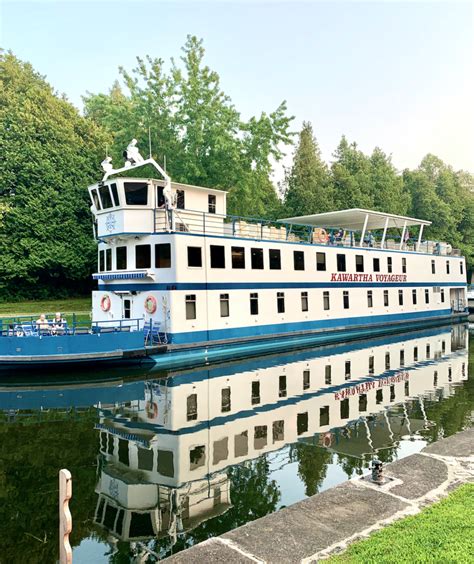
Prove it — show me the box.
[328,483,474,563]
[0,297,91,318]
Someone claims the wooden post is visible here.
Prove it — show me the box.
[59,469,72,564]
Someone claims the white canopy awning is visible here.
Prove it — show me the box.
[279,208,431,230]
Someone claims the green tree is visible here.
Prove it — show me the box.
[283,122,333,217]
[369,147,409,215]
[331,136,374,210]
[0,52,109,299]
[83,36,293,219]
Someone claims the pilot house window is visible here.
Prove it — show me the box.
[176,189,185,210]
[99,185,114,209]
[155,243,171,268]
[208,194,217,214]
[124,182,148,205]
[116,247,127,270]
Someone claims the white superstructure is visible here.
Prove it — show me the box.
[88,151,468,349]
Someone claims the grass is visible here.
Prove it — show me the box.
[0,297,92,324]
[328,484,474,563]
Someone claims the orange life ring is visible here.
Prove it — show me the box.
[144,295,157,314]
[146,401,158,419]
[313,228,328,244]
[323,432,332,448]
[100,294,111,312]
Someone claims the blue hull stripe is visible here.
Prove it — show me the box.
[167,308,453,344]
[98,281,466,291]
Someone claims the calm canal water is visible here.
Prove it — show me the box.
[0,324,472,563]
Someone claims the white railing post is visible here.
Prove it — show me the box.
[359,213,369,247]
[59,469,73,564]
[399,220,407,250]
[417,224,424,251]
[381,216,389,249]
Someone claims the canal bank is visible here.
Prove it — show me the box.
[163,428,473,563]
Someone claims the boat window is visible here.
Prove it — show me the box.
[399,289,404,306]
[99,185,114,210]
[220,293,230,317]
[279,375,287,398]
[337,254,346,272]
[369,356,374,374]
[460,262,464,275]
[185,295,196,320]
[317,252,326,271]
[110,183,120,207]
[414,346,418,361]
[384,289,389,307]
[425,288,430,304]
[116,246,127,270]
[402,257,407,274]
[294,251,305,271]
[91,188,101,210]
[297,412,308,435]
[124,182,148,206]
[213,437,229,464]
[431,260,436,274]
[155,243,171,268]
[254,425,267,450]
[251,248,264,269]
[123,299,131,319]
[323,291,330,310]
[208,194,217,214]
[301,291,308,312]
[221,387,231,412]
[118,438,129,466]
[400,349,405,366]
[343,290,349,309]
[446,260,450,274]
[441,288,445,303]
[325,365,331,384]
[189,445,206,470]
[412,289,417,304]
[373,257,380,272]
[387,257,393,273]
[187,246,202,267]
[277,292,285,313]
[99,250,105,272]
[376,389,383,404]
[103,504,118,531]
[303,369,310,390]
[232,246,245,269]
[137,447,154,471]
[385,352,390,370]
[367,290,373,308]
[157,450,174,477]
[320,406,330,426]
[359,394,367,412]
[250,293,259,315]
[355,255,364,273]
[345,360,351,380]
[234,431,248,457]
[340,399,349,419]
[251,381,261,405]
[176,189,185,210]
[210,245,225,268]
[269,249,281,270]
[187,394,198,421]
[105,248,112,271]
[390,385,396,402]
[136,244,151,268]
[405,381,410,396]
[156,186,165,207]
[273,420,284,442]
[426,345,431,359]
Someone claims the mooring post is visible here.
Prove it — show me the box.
[59,469,72,564]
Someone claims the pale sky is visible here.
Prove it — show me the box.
[1,1,473,178]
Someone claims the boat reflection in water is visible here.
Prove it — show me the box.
[92,324,468,555]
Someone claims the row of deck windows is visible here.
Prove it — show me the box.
[99,243,464,276]
[184,288,441,319]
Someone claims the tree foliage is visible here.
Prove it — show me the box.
[0,51,109,299]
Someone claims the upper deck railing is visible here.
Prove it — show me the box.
[153,208,461,256]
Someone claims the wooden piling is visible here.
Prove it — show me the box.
[59,469,72,564]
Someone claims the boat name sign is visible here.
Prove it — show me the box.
[331,273,408,283]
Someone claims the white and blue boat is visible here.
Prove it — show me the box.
[0,141,469,368]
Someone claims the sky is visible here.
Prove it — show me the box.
[1,0,473,180]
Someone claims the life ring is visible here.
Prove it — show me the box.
[323,432,332,448]
[146,401,158,419]
[144,295,157,314]
[313,228,328,244]
[100,294,111,312]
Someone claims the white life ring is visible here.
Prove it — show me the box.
[146,401,158,419]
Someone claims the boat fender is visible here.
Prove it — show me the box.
[100,294,111,312]
[145,295,157,314]
[146,401,158,419]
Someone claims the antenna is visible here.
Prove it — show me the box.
[148,127,152,159]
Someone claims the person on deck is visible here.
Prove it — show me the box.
[36,314,50,332]
[52,312,66,335]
